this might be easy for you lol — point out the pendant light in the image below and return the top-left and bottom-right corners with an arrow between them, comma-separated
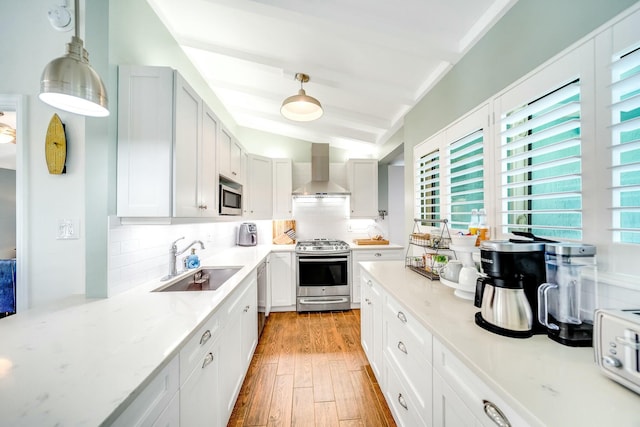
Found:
39,0 -> 109,117
280,73 -> 323,121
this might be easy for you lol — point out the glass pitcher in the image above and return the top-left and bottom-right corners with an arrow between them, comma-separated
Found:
538,243 -> 597,346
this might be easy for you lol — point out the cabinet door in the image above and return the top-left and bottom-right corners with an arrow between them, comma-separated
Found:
218,128 -> 233,180
360,272 -> 384,381
116,65 -> 173,217
273,158 -> 293,218
199,104 -> 218,217
360,274 -> 373,359
352,249 -> 404,303
269,252 -> 295,308
348,159 -> 378,218
180,342 -> 221,427
173,73 -> 202,217
241,274 -> 258,368
433,371 -> 477,427
230,138 -> 243,182
245,154 -> 273,219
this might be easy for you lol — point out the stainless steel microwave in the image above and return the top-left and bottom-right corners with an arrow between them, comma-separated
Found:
219,183 -> 242,215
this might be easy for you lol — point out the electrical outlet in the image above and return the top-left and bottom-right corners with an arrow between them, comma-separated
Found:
56,218 -> 79,240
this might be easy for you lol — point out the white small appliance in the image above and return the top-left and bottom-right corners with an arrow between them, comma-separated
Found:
237,223 -> 257,246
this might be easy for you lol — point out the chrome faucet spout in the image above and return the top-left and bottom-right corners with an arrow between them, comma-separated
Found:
162,238 -> 206,281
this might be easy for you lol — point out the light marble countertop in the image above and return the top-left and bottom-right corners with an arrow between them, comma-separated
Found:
360,260 -> 640,427
0,245 -> 272,427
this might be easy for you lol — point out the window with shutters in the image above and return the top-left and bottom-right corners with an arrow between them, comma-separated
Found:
499,79 -> 582,240
416,149 -> 440,222
610,46 -> 640,244
447,130 -> 484,231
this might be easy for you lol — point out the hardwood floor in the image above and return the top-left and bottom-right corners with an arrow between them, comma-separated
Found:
227,310 -> 397,427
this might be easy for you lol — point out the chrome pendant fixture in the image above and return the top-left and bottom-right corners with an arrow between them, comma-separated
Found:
39,0 -> 109,117
280,73 -> 323,122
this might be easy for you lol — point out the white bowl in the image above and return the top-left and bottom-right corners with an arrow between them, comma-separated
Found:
450,234 -> 478,247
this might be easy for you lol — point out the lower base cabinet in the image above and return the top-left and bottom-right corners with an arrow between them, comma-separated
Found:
109,269 -> 259,427
362,271 -> 529,427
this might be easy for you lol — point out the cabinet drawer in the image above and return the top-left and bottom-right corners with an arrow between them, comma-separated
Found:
433,339 -> 530,427
353,248 -> 404,262
384,354 -> 430,427
110,355 -> 179,427
179,310 -> 222,385
384,294 -> 432,364
384,317 -> 432,411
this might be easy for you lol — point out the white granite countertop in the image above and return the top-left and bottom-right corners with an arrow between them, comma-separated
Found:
0,245 -> 271,427
360,260 -> 640,427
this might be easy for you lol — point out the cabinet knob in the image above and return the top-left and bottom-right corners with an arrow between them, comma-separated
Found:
202,352 -> 214,369
482,400 -> 511,427
367,280 -> 373,287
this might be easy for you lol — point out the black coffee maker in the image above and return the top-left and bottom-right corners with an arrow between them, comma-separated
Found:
474,239 -> 547,338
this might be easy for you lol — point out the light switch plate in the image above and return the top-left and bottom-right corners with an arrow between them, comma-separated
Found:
57,218 -> 79,240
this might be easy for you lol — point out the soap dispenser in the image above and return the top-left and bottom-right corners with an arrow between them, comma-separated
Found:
186,248 -> 200,269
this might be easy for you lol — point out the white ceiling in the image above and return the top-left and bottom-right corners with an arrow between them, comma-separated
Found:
146,0 -> 517,153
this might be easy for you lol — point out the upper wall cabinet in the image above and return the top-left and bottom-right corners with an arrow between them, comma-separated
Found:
117,65 -> 218,218
347,159 -> 379,218
218,128 -> 244,185
272,159 -> 293,219
244,154 -> 273,219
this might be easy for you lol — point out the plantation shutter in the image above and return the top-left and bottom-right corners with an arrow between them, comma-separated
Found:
499,79 -> 583,240
447,130 -> 484,231
416,149 -> 440,222
610,46 -> 640,244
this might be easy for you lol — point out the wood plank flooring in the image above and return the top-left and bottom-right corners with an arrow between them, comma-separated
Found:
227,310 -> 396,427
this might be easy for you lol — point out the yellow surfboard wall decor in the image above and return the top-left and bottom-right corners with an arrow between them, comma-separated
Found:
45,113 -> 67,174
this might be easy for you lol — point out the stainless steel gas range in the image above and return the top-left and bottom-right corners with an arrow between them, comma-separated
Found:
295,239 -> 351,312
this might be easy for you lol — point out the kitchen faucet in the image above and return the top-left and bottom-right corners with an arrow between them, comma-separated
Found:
161,237 -> 205,281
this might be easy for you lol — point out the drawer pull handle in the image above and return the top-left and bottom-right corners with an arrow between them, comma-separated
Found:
200,330 -> 211,345
398,393 -> 408,410
202,352 -> 214,369
397,341 -> 408,354
483,400 -> 511,427
397,311 -> 407,323
244,305 -> 250,312
375,252 -> 382,257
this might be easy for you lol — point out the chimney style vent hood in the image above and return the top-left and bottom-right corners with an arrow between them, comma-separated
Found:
293,143 -> 350,197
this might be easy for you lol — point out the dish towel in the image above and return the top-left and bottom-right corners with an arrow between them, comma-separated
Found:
0,259 -> 17,316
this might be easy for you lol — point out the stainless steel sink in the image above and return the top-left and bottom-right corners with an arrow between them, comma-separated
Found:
153,267 -> 242,292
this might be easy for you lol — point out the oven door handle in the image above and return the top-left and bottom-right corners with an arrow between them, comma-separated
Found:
298,297 -> 350,304
298,257 -> 347,263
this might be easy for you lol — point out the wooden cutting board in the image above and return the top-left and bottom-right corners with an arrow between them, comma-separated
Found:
353,239 -> 390,245
272,219 -> 296,244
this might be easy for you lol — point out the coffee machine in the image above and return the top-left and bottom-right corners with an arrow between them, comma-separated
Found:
474,240 -> 547,338
538,243 -> 597,346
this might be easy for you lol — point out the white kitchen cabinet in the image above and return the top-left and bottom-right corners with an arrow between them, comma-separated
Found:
173,75 -> 218,218
244,154 -> 273,219
117,65 -> 217,218
272,158 -> 293,218
351,248 -> 404,304
432,338 -> 529,427
109,355 -> 180,427
269,251 -> 295,309
218,128 -> 244,184
360,270 -> 384,381
179,304 -> 224,426
347,159 -> 378,218
117,65 -> 174,217
383,293 -> 433,426
219,271 -> 258,423
180,341 -> 221,427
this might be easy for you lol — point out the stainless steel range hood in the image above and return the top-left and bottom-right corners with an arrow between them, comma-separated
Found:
293,143 -> 349,197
